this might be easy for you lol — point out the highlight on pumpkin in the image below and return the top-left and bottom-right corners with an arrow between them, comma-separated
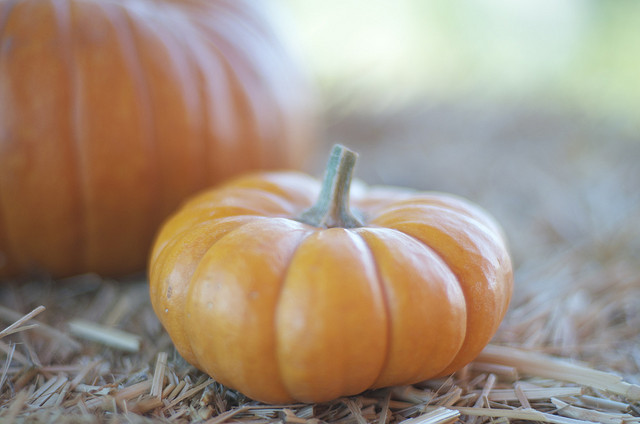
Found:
148,143 -> 513,404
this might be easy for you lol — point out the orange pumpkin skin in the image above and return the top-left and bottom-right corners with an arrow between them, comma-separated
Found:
148,148 -> 513,404
0,0 -> 314,278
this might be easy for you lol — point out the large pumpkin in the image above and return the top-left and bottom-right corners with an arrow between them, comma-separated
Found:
149,144 -> 513,404
0,0 -> 314,278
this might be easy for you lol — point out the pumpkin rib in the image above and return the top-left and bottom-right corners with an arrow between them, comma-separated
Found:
183,187 -> 300,217
101,1 -> 164,261
70,0 -> 150,273
372,203 -> 508,270
177,16 -> 228,182
150,215 -> 262,293
140,6 -> 212,189
151,215 -> 262,368
370,205 -> 512,376
152,7 -> 215,183
355,227 -> 468,386
275,228 -> 388,402
260,223 -> 316,403
149,183 -> 306,276
149,177 -> 307,257
350,229 -> 393,390
74,0 -> 148,272
125,6 -> 209,211
375,193 -> 506,240
170,8 -> 212,190
194,3 -> 295,170
188,6 -> 260,178
193,9 -> 266,169
201,27 -> 265,173
149,207 -> 279,265
221,172 -> 320,211
185,218 -> 311,403
0,0 -> 19,276
62,0 -> 91,272
72,1 -> 196,273
3,0 -> 89,276
118,3 -> 164,234
239,1 -> 311,166
151,210 -> 270,262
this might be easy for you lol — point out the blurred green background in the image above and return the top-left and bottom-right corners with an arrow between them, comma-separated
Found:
280,0 -> 640,126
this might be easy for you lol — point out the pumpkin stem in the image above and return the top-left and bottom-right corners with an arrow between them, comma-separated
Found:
297,144 -> 363,229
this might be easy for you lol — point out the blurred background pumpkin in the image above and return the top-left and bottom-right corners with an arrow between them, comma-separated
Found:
0,0 -> 316,278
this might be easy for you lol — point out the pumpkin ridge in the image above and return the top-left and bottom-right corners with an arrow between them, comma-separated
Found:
116,4 -> 164,239
63,0 -> 91,272
149,183 -> 297,261
153,214 -> 266,273
270,223 -> 315,403
366,211 -> 469,316
0,0 -> 19,276
367,210 -> 470,355
355,226 -> 468,386
91,1 -> 165,269
197,1 -> 306,169
379,228 -> 467,376
378,197 -> 506,245
160,11 -> 212,186
136,6 -> 212,197
169,12 -> 219,182
274,228 -> 389,402
152,214 -> 266,284
371,203 -> 507,264
370,206 -> 511,374
169,215 -> 263,370
350,229 -> 393,391
189,12 -> 251,178
222,171 -> 320,212
203,32 -> 264,171
184,188 -> 301,218
184,217 -> 311,402
152,213 -> 263,259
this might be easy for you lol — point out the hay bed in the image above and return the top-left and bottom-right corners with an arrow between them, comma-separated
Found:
2,103 -> 640,423
1,269 -> 639,424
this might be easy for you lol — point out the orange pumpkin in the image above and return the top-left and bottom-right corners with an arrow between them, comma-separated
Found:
0,0 -> 314,278
149,144 -> 513,404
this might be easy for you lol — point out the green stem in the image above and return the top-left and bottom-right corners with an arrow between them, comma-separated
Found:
297,144 -> 363,229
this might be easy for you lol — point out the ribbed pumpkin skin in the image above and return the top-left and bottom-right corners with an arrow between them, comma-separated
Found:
148,171 -> 513,404
0,0 -> 313,278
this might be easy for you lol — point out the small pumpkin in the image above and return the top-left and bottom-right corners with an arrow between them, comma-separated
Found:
0,0 -> 313,278
149,144 -> 513,404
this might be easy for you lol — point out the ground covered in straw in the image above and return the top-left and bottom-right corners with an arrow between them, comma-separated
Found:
1,102 -> 640,423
